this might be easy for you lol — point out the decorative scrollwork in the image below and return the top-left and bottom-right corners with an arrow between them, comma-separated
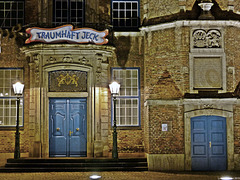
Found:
57,73 -> 79,87
193,29 -> 221,48
203,104 -> 214,109
49,70 -> 87,92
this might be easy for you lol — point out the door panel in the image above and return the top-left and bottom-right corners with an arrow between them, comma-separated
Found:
69,99 -> 87,156
209,116 -> 227,171
191,116 -> 208,170
49,98 -> 87,157
191,116 -> 227,171
49,99 -> 67,156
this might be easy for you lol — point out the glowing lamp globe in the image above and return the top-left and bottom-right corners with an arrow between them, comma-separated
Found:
13,82 -> 24,96
109,81 -> 120,95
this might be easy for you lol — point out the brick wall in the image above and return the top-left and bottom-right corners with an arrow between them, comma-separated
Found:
234,105 -> 240,154
225,27 -> 240,91
225,27 -> 240,156
144,105 -> 150,153
143,27 -> 188,154
108,34 -> 145,154
144,27 -> 190,100
0,35 -> 30,160
147,104 -> 184,154
145,0 -> 179,19
108,130 -> 144,153
25,0 -> 38,25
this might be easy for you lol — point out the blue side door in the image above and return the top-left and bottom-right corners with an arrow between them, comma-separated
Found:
49,98 -> 87,157
191,116 -> 227,171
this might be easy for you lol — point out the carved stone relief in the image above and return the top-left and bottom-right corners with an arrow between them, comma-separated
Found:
46,56 -> 56,64
33,53 -> 40,83
62,54 -> 73,63
96,73 -> 102,84
49,70 -> 87,92
192,29 -> 222,48
78,56 -> 91,65
95,53 -> 103,73
203,104 -> 214,109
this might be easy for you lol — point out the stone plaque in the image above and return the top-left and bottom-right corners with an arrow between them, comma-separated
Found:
193,57 -> 222,89
192,29 -> 222,49
49,70 -> 87,92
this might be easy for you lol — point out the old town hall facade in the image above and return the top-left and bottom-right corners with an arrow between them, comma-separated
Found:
1,0 -> 240,171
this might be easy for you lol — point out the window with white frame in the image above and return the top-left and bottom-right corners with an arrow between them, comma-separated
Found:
112,0 -> 139,29
0,69 -> 23,127
53,0 -> 84,27
0,1 -> 24,28
112,68 -> 140,126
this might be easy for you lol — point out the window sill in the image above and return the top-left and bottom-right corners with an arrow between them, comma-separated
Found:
112,126 -> 142,130
113,27 -> 140,32
0,126 -> 24,131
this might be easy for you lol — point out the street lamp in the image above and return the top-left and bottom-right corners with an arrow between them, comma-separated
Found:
109,81 -> 120,159
13,81 -> 24,159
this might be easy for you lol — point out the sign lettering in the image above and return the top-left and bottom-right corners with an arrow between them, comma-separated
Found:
25,25 -> 108,45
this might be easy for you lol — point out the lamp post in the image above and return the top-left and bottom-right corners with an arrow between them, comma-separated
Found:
13,81 -> 24,159
109,81 -> 120,159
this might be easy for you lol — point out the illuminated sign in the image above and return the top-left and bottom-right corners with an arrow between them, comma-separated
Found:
25,25 -> 108,45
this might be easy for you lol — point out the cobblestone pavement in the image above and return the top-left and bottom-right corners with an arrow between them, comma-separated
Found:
0,171 -> 240,180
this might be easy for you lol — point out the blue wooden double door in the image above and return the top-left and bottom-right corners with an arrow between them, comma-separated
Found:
191,116 -> 227,171
49,98 -> 87,157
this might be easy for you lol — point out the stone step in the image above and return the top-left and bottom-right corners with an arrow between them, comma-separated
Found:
1,158 -> 148,172
7,158 -> 147,163
0,166 -> 148,172
5,162 -> 148,168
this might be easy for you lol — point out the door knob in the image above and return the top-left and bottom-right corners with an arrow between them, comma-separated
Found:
69,130 -> 73,136
76,128 -> 79,131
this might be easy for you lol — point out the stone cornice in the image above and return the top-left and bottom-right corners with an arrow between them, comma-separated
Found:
21,44 -> 115,54
114,32 -> 143,37
144,98 -> 238,106
144,99 -> 183,106
183,98 -> 238,105
141,20 -> 240,32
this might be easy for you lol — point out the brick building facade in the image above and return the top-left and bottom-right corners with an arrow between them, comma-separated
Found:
1,0 -> 240,171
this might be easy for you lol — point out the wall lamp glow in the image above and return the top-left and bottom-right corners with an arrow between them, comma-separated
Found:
89,175 -> 101,180
219,177 -> 233,180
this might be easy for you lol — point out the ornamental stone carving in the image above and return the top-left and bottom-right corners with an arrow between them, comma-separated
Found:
193,29 -> 222,48
62,54 -> 73,63
203,104 -> 214,109
57,73 -> 79,87
78,56 -> 90,65
33,53 -> 40,83
46,56 -> 56,64
96,73 -> 102,84
95,53 -> 103,73
49,70 -> 87,92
